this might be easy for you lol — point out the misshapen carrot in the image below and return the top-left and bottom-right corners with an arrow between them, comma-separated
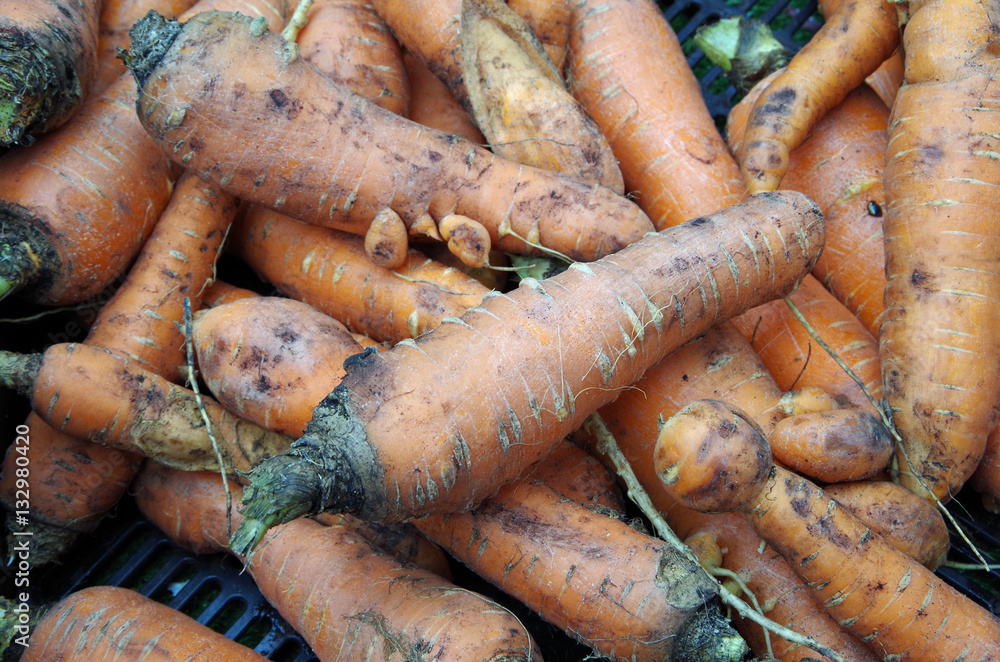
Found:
737,0 -> 900,193
230,190 -> 824,552
230,205 -> 491,343
567,0 -> 745,230
135,462 -> 543,662
880,0 -> 1000,503
124,10 -> 653,263
193,296 -> 364,437
728,78 -> 890,338
22,585 -> 268,662
0,0 -> 102,147
655,398 -> 1000,661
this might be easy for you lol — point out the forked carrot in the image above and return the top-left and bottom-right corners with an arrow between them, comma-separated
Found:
134,462 -> 543,662
229,190 -> 824,552
566,0 -> 745,230
737,0 -> 900,193
123,9 -> 654,263
0,0 -> 103,147
22,585 -> 268,661
655,398 -> 1000,661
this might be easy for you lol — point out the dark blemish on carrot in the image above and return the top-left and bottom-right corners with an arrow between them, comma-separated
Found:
202,75 -> 218,95
267,89 -> 302,120
687,216 -> 711,227
790,495 -> 809,518
673,257 -> 690,271
428,151 -> 443,162
269,89 -> 289,108
56,3 -> 73,19
232,81 -> 247,100
254,373 -> 273,393
909,269 -> 931,287
867,201 -> 882,217
681,374 -> 689,382
718,419 -> 737,439
274,324 -> 299,344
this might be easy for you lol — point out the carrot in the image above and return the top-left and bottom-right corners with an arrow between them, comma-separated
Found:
94,0 -> 199,93
193,296 -> 364,437
459,0 -> 624,191
198,279 -> 260,308
0,171 -> 238,566
737,0 -> 900,193
766,409 -> 894,483
403,51 -> 486,143
134,462 -> 543,662
823,480 -> 950,570
506,0 -> 570,71
730,273 -> 883,413
589,324 -> 879,662
655,398 -> 1000,661
880,0 -> 1000,503
293,0 -> 409,115
122,10 -> 653,264
414,442 -> 747,662
728,78 -> 890,338
0,342 -> 292,474
230,205 -> 492,343
229,189 -> 824,552
566,0 -> 745,231
0,0 -> 102,147
21,585 -> 268,661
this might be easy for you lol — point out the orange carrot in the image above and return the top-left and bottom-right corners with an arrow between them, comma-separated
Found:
198,279 -> 260,308
134,462 -> 543,662
229,189 -> 824,552
880,0 -> 1000,503
506,0 -> 570,71
0,342 -> 292,474
230,205 -> 491,343
22,585 -> 268,661
403,51 -> 486,143
737,0 -> 900,193
193,296 -> 364,436
566,0 -> 745,230
731,274 -> 883,413
0,0 -> 103,147
415,442 -> 747,662
655,398 -> 1000,661
823,480 -> 950,570
123,9 -> 654,263
728,79 -> 890,338
293,0 -> 409,115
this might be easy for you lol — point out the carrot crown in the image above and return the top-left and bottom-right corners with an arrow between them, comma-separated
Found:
120,11 -> 184,89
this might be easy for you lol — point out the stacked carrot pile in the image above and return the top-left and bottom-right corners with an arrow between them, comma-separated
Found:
1,0 -> 1000,660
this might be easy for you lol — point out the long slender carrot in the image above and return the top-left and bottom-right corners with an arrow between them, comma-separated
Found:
122,9 -> 653,263
229,189 -> 824,553
134,462 -> 543,662
655,398 -> 1000,661
728,79 -> 890,338
193,296 -> 364,436
22,585 -> 269,661
566,0 -> 745,231
0,342 -> 293,474
0,172 -> 238,567
737,0 -> 900,193
880,0 -> 1000,503
293,0 -> 409,115
0,0 -> 103,147
414,443 -> 747,662
230,205 -> 492,343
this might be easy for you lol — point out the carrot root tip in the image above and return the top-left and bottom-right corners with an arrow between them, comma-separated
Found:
671,603 -> 749,662
0,349 -> 41,398
121,11 -> 183,90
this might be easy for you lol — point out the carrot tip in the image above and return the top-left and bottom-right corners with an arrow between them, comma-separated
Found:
0,349 -> 40,398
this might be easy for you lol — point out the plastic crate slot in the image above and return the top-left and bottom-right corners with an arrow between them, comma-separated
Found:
147,559 -> 199,604
267,638 -> 308,662
173,577 -> 222,620
206,595 -> 250,636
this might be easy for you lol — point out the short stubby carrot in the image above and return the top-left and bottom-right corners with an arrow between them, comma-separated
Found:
881,0 -> 1000,502
655,398 -> 1000,661
123,9 -> 653,263
567,0 -> 746,230
229,190 -> 825,553
737,0 -> 900,193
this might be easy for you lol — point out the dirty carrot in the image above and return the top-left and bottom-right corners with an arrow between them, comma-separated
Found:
193,296 -> 364,437
134,462 -> 543,662
0,0 -> 102,147
229,189 -> 824,553
730,273 -> 883,413
880,0 -> 1000,503
506,0 -> 570,71
737,0 -> 900,193
728,79 -> 890,338
123,9 -> 653,263
415,442 -> 747,662
21,585 -> 268,661
823,479 -> 950,570
0,342 -> 292,474
230,205 -> 491,343
404,51 -> 486,143
655,398 -> 1000,661
567,0 -> 745,230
